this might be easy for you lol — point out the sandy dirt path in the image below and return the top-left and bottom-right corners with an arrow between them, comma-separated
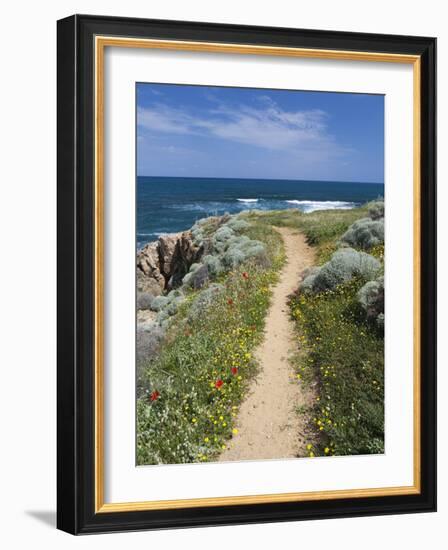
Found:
219,227 -> 315,462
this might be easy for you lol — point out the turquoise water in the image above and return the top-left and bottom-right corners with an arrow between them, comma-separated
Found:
137,176 -> 384,248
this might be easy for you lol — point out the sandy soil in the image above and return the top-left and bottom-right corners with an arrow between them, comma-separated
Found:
219,227 -> 316,462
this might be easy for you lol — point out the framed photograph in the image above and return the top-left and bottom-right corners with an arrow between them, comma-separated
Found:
57,14 -> 436,534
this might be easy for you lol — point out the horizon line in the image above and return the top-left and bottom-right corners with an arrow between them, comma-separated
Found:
137,175 -> 384,185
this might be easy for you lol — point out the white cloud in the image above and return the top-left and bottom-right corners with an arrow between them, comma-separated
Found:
137,99 -> 349,157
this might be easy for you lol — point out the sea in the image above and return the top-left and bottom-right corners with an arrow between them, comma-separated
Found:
137,176 -> 384,248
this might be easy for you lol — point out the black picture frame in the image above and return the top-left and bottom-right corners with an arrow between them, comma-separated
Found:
57,14 -> 436,535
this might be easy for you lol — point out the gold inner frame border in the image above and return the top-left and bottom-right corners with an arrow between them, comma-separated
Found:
94,36 -> 421,513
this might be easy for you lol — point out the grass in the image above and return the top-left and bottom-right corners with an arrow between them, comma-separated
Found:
136,220 -> 284,465
290,280 -> 384,457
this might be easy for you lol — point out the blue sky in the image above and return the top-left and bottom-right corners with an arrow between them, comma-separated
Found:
137,83 -> 384,183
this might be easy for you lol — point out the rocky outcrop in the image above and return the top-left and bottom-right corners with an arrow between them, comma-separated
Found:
137,230 -> 203,295
137,241 -> 165,295
167,232 -> 204,289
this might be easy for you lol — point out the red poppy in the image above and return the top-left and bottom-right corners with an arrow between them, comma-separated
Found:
231,367 -> 238,376
215,379 -> 224,389
242,272 -> 249,279
227,298 -> 234,305
150,390 -> 160,402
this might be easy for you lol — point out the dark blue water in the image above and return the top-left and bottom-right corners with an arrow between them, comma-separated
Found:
137,177 -> 384,248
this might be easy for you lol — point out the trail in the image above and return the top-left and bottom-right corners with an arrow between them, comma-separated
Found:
219,227 -> 315,462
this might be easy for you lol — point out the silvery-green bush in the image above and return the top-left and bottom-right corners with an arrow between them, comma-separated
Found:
150,295 -> 170,312
340,217 -> 384,250
300,267 -> 321,293
214,225 -> 234,242
136,322 -> 166,395
165,297 -> 183,316
190,264 -> 210,289
220,235 -> 269,269
212,226 -> 235,254
301,248 -> 382,293
226,235 -> 251,249
240,242 -> 270,267
188,283 -> 224,322
202,255 -> 224,278
175,262 -> 201,289
222,247 -> 246,268
137,292 -> 154,311
150,289 -> 185,313
358,277 -> 384,330
368,200 -> 385,221
166,289 -> 185,312
191,222 -> 205,246
357,276 -> 384,323
156,310 -> 170,325
182,264 -> 210,289
225,218 -> 250,232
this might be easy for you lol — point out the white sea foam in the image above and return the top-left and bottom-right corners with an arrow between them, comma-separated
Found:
285,200 -> 356,213
237,198 -> 259,203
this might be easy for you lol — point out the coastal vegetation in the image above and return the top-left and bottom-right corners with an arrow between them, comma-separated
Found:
137,215 -> 285,464
136,200 -> 385,464
251,201 -> 385,457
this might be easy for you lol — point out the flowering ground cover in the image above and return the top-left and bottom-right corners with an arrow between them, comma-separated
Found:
137,222 -> 285,464
290,279 -> 384,457
247,205 -> 385,457
137,204 -> 384,464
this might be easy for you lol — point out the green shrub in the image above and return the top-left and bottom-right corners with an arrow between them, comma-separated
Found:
165,296 -> 183,316
226,235 -> 251,250
340,217 -> 384,250
137,292 -> 154,311
222,248 -> 246,268
182,265 -> 210,289
368,200 -> 385,220
188,283 -> 224,322
190,264 -> 210,289
213,225 -> 234,243
150,295 -> 169,312
136,323 -> 166,395
225,218 -> 250,231
202,255 -> 224,278
301,248 -> 381,293
300,267 -> 321,293
357,277 -> 384,322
